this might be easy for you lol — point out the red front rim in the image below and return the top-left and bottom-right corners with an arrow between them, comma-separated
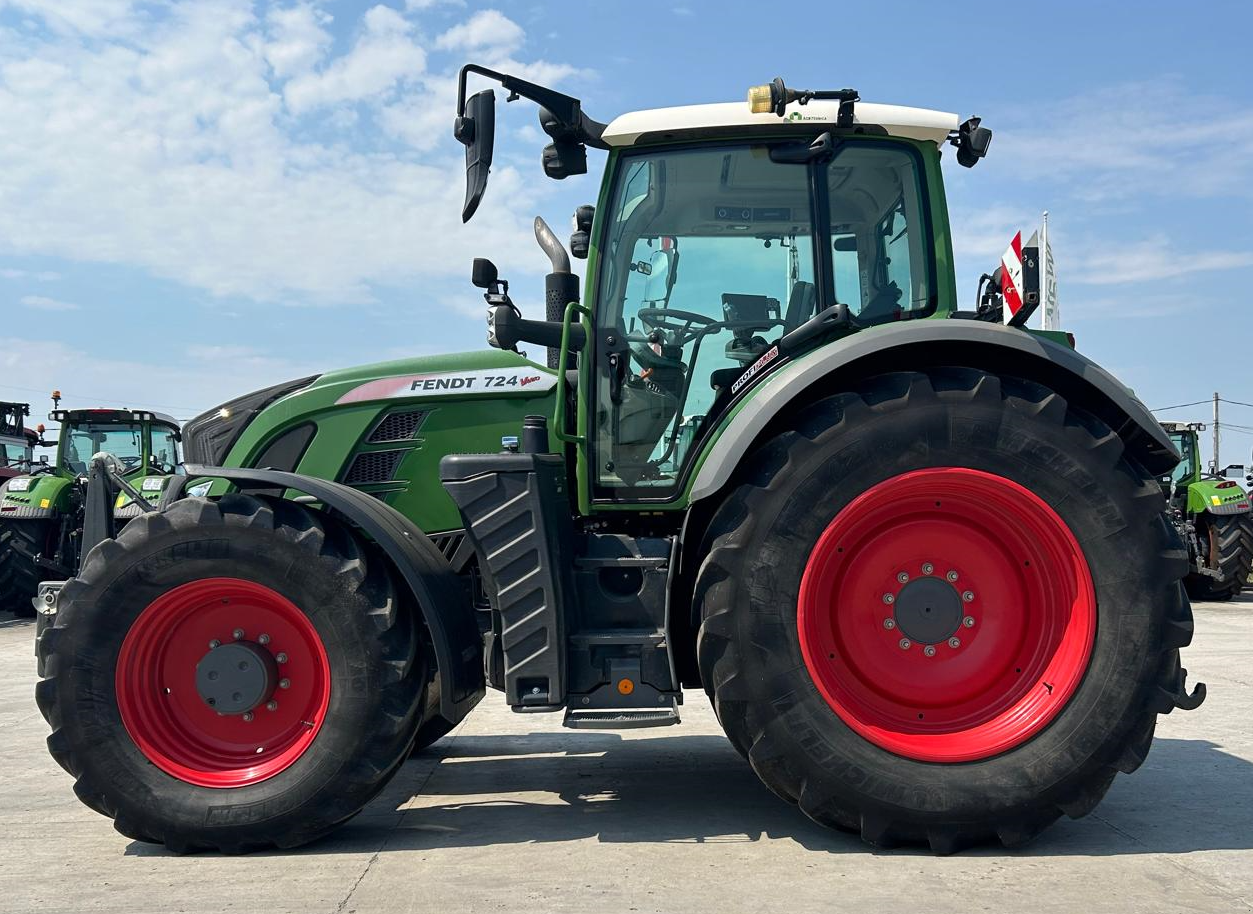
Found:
798,468 -> 1096,763
115,578 -> 331,788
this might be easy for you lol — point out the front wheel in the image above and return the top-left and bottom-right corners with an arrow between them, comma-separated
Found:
0,519 -> 56,617
695,368 -> 1198,852
1185,513 -> 1253,602
36,494 -> 425,853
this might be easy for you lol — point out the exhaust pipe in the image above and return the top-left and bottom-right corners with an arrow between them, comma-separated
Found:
534,217 -> 579,370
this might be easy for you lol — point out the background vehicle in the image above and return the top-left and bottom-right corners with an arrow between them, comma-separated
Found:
0,402 -> 37,482
1160,421 -> 1253,601
37,68 -> 1202,856
0,405 -> 181,615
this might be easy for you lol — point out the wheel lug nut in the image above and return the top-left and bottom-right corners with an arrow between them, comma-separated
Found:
962,591 -> 974,603
208,639 -> 220,649
258,633 -> 270,645
921,562 -> 934,575
276,653 -> 288,664
946,570 -> 958,582
963,615 -> 975,628
883,618 -> 896,630
242,711 -> 254,722
266,700 -> 278,712
898,638 -> 911,650
882,593 -> 895,605
923,645 -> 936,657
896,571 -> 909,583
232,628 -> 244,640
948,637 -> 961,649
279,678 -> 291,689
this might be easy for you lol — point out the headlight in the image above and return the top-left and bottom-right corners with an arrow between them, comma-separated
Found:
6,477 -> 31,492
141,477 -> 166,492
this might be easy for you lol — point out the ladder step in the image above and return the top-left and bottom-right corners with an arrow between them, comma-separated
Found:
563,708 -> 681,730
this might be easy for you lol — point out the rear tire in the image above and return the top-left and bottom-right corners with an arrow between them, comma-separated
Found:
36,494 -> 425,853
695,368 -> 1196,852
1185,513 -> 1253,602
0,520 -> 54,617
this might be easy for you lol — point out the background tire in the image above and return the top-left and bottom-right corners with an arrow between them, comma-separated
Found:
695,368 -> 1196,853
36,494 -> 425,853
1185,513 -> 1253,602
0,520 -> 54,617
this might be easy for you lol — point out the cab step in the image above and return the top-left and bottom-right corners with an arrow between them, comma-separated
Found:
563,704 -> 681,730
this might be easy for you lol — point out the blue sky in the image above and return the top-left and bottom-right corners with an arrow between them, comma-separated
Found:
1,0 -> 1251,465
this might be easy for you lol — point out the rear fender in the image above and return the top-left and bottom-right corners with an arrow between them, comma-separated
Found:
179,465 -> 485,725
689,321 -> 1179,503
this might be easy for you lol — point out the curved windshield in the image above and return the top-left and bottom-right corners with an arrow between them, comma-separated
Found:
593,140 -> 932,494
63,424 -> 144,475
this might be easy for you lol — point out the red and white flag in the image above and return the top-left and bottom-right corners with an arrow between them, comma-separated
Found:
1000,231 -> 1024,323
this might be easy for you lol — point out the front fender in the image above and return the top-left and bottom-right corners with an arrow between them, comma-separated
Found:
180,465 -> 485,725
688,321 -> 1178,502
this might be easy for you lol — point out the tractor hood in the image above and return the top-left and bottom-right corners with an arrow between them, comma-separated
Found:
1186,478 -> 1251,516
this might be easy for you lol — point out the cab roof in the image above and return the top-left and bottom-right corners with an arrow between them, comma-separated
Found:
60,408 -> 180,430
601,99 -> 959,147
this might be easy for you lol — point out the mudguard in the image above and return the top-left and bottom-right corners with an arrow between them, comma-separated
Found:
181,464 -> 485,724
689,320 -> 1179,501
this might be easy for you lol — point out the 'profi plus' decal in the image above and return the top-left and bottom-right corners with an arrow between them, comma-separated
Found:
336,368 -> 557,404
730,345 -> 779,395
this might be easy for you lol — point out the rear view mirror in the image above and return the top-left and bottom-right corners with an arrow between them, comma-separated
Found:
471,258 -> 499,290
643,249 -> 675,303
455,89 -> 496,222
954,116 -> 992,168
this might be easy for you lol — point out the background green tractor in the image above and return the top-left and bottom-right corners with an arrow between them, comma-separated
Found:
1159,421 -> 1253,601
36,67 -> 1202,856
0,401 -> 182,616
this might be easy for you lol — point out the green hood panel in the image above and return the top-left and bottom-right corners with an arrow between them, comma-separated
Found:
0,473 -> 74,517
219,350 -> 560,534
1186,479 -> 1251,515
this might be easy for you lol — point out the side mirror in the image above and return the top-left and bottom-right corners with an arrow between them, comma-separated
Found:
642,249 -> 675,303
455,89 -> 496,222
570,205 -> 594,259
471,258 -> 499,290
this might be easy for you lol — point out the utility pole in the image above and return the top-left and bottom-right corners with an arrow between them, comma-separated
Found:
1213,392 -> 1220,474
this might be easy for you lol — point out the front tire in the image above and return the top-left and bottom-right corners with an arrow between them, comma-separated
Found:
695,368 -> 1196,852
0,519 -> 55,617
1186,513 -> 1253,602
36,494 -> 425,853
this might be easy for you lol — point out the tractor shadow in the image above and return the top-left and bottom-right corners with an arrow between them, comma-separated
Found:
126,732 -> 1253,858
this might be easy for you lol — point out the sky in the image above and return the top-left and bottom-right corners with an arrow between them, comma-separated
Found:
1,0 -> 1251,467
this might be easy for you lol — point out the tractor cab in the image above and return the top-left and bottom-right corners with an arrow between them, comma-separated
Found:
50,408 -> 182,478
0,402 -> 37,480
456,65 -> 990,498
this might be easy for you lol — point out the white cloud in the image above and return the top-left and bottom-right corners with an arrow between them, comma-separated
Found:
1,268 -> 60,281
20,294 -> 79,311
0,1 -> 581,305
1070,235 -> 1253,286
260,3 -> 332,79
435,10 -> 524,55
283,5 -> 425,114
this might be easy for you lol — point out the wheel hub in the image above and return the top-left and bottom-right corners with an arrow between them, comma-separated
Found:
892,576 -> 963,644
195,641 -> 279,715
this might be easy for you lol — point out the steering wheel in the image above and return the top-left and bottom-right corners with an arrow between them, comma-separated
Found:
637,307 -> 718,346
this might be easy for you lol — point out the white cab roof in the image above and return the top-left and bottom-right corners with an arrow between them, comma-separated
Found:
602,99 -> 959,147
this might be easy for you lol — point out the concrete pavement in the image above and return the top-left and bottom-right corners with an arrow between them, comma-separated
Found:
1,595 -> 1251,914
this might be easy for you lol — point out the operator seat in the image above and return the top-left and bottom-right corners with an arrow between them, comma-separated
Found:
708,280 -> 818,393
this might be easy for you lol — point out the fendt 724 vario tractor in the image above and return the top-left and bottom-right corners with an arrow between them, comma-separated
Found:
37,67 -> 1204,855
0,401 -> 182,615
1159,421 -> 1253,601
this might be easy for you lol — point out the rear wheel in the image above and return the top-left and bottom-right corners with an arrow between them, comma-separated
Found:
695,368 -> 1197,852
0,519 -> 55,617
36,494 -> 425,852
1186,513 -> 1253,602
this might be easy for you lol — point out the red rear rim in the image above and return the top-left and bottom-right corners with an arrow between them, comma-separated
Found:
798,468 -> 1096,763
115,578 -> 330,788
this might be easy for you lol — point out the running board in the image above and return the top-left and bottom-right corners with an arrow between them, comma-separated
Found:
564,703 -> 681,730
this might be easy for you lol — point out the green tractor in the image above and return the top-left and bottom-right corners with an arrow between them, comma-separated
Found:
0,400 -> 182,616
36,67 -> 1203,855
1159,421 -> 1253,601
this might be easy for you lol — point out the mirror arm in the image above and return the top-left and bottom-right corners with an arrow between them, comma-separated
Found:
457,63 -> 609,149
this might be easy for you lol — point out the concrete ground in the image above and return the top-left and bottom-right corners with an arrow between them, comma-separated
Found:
0,596 -> 1250,914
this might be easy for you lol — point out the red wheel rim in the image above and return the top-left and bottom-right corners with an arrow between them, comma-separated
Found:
798,468 -> 1096,762
115,578 -> 330,788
